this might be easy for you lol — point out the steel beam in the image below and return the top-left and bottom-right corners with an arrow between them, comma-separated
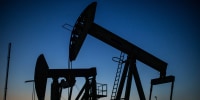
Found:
89,23 -> 167,77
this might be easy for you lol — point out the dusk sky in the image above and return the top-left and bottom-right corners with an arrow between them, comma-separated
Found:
0,0 -> 200,100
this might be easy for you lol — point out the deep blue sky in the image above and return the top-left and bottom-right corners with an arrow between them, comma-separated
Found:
0,0 -> 199,100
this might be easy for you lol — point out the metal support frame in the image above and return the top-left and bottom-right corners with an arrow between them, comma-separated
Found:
76,76 -> 97,100
149,76 -> 175,100
116,57 -> 130,99
91,76 -> 97,100
131,58 -> 145,100
97,83 -> 107,98
124,63 -> 133,99
68,87 -> 73,100
51,78 -> 61,100
116,56 -> 146,100
4,43 -> 11,100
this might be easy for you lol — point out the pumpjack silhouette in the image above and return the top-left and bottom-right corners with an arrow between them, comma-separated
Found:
34,2 -> 175,100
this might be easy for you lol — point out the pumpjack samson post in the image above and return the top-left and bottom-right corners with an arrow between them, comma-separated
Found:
69,2 -> 175,100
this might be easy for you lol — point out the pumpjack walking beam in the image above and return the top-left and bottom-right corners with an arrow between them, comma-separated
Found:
88,23 -> 167,78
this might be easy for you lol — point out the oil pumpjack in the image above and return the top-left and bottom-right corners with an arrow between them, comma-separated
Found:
34,2 -> 175,100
